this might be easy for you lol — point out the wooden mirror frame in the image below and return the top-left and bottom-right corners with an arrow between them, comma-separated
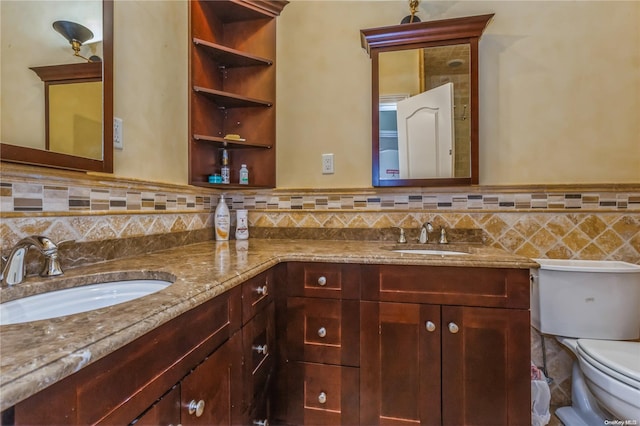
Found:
0,0 -> 113,173
361,14 -> 494,187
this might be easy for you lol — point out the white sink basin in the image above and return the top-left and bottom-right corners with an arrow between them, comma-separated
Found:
0,279 -> 172,325
392,249 -> 469,256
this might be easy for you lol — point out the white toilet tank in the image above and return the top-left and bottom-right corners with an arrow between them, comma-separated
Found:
531,259 -> 640,340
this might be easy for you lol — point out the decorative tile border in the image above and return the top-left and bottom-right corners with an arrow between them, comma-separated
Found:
2,179 -> 640,213
1,182 -> 214,213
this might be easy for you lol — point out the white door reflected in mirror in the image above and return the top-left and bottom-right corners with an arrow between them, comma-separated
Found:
396,82 -> 454,179
379,82 -> 455,180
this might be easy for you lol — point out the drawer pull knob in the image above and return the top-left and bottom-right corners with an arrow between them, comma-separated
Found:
253,420 -> 269,426
318,391 -> 327,404
253,344 -> 268,355
188,399 -> 205,417
256,285 -> 268,296
318,327 -> 327,338
448,322 -> 459,334
317,276 -> 327,286
425,321 -> 436,332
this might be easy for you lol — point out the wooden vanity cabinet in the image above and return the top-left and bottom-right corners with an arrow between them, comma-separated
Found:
189,0 -> 287,188
278,262 -> 361,425
136,333 -> 244,426
12,285 -> 242,425
136,268 -> 277,426
360,265 -> 531,426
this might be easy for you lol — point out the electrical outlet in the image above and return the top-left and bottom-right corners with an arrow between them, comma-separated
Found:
322,153 -> 334,174
113,117 -> 123,150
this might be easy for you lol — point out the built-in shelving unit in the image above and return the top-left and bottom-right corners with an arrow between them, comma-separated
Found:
189,0 -> 288,188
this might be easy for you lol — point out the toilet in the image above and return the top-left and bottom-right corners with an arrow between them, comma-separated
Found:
530,259 -> 640,425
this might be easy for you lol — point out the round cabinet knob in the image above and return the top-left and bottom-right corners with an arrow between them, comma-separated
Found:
318,327 -> 327,338
253,344 -> 268,355
448,322 -> 460,334
253,420 -> 269,426
256,285 -> 268,296
188,399 -> 205,417
425,321 -> 436,332
317,276 -> 327,286
318,391 -> 327,404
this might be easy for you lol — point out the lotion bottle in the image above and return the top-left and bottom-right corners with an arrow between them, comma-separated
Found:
214,194 -> 230,241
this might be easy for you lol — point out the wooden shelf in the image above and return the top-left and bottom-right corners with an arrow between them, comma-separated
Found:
193,134 -> 272,149
193,38 -> 272,67
194,86 -> 272,109
189,0 -> 286,189
191,181 -> 272,190
204,0 -> 288,22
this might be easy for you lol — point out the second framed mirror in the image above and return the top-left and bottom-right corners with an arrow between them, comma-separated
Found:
361,14 -> 494,187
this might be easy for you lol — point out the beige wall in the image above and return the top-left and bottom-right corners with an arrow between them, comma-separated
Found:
111,0 -> 188,184
3,1 -> 638,188
0,0 -> 102,149
276,0 -> 640,188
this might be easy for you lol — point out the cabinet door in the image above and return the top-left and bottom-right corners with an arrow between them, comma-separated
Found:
133,384 -> 181,426
360,301 -> 442,425
181,333 -> 243,425
441,306 -> 530,426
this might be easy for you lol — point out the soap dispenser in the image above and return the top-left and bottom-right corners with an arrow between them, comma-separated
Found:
214,194 -> 230,241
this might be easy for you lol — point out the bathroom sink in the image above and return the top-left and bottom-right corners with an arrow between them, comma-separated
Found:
0,279 -> 172,326
392,249 -> 469,256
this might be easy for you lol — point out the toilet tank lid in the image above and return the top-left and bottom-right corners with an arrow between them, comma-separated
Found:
534,259 -> 640,273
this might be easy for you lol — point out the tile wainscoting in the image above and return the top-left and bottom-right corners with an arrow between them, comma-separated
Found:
2,164 -> 639,406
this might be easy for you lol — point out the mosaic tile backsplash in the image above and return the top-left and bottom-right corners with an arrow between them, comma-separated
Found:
2,180 -> 640,213
1,165 -> 640,406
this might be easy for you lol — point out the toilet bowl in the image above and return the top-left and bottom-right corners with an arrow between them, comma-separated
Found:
557,337 -> 640,424
530,259 -> 640,426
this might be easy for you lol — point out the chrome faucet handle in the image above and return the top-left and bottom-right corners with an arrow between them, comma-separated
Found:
439,227 -> 449,244
38,237 -> 72,277
394,227 -> 407,244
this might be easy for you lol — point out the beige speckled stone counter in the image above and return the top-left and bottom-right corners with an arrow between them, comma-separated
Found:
0,239 -> 537,411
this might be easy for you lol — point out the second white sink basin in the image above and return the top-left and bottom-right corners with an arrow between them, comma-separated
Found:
0,279 -> 172,326
393,249 -> 469,256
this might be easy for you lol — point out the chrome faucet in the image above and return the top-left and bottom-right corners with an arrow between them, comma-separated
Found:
439,227 -> 449,244
419,222 -> 434,244
1,236 -> 64,286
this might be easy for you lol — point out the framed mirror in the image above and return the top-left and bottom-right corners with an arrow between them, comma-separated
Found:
0,0 -> 113,173
361,14 -> 494,187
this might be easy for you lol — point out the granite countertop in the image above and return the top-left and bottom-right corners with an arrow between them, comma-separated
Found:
0,239 -> 537,411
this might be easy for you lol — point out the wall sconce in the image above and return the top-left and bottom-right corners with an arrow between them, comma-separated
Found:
52,20 -> 101,62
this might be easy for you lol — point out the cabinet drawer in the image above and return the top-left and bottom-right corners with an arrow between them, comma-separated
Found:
287,297 -> 359,366
243,301 -> 276,413
287,262 -> 360,299
362,265 -> 530,308
287,362 -> 359,426
242,268 -> 274,324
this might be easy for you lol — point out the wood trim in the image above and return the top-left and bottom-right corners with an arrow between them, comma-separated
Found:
361,14 -> 495,54
30,62 -> 102,83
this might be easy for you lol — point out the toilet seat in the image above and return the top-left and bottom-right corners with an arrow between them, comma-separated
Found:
577,339 -> 640,389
